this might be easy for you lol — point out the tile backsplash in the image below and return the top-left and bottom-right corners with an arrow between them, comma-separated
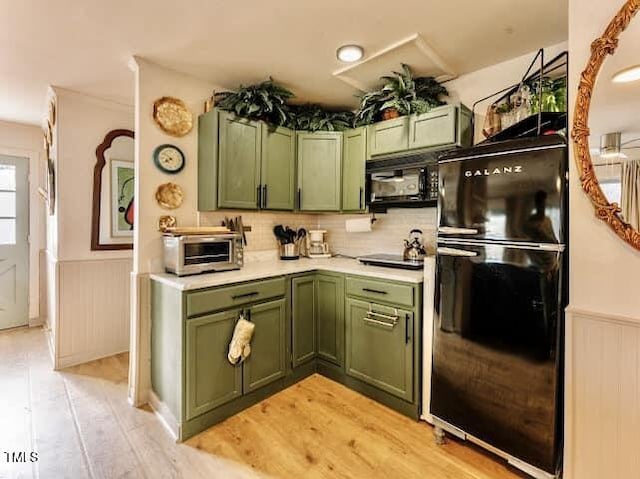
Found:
198,208 -> 437,259
317,208 -> 438,258
198,210 -> 317,252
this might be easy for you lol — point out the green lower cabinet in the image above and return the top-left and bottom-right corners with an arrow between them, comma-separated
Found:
296,132 -> 342,211
243,298 -> 286,392
341,127 -> 367,211
185,309 -> 243,420
316,274 -> 344,366
345,298 -> 414,402
291,275 -> 316,366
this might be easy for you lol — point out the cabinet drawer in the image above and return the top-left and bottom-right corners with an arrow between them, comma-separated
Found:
345,276 -> 415,308
186,277 -> 286,317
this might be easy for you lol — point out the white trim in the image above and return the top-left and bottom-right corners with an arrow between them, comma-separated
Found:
565,305 -> 640,327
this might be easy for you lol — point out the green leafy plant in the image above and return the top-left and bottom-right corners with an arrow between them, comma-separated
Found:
287,104 -> 355,132
214,78 -> 294,126
354,64 -> 448,126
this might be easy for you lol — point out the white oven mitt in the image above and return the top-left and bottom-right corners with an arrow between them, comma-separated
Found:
228,314 -> 255,365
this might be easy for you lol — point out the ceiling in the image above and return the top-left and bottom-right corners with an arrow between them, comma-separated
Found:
1,0 -> 568,126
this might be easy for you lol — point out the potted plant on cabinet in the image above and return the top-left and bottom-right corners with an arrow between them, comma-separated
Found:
286,104 -> 355,132
214,78 -> 295,126
354,64 -> 448,126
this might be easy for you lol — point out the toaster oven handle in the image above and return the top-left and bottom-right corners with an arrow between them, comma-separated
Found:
232,291 -> 259,300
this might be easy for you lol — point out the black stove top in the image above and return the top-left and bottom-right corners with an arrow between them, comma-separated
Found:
357,254 -> 424,270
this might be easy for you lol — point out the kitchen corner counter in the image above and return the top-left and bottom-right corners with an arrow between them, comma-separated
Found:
149,257 -> 425,291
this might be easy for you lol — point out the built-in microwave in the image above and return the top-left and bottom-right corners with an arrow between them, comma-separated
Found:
366,155 -> 439,211
162,233 -> 243,276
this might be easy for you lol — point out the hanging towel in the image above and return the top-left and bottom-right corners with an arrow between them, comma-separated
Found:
228,314 -> 255,365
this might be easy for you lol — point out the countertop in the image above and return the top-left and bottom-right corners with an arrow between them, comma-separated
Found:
149,257 -> 425,291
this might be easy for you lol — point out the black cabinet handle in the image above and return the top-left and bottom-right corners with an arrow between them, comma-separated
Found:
256,185 -> 262,209
362,288 -> 387,295
405,313 -> 411,344
232,291 -> 259,300
297,188 -> 302,209
246,308 -> 251,321
359,187 -> 363,210
262,185 -> 268,209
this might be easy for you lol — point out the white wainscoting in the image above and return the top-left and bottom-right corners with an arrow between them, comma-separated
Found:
54,258 -> 132,369
564,307 -> 640,479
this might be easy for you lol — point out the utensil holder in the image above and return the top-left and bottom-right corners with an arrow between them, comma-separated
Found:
279,243 -> 299,260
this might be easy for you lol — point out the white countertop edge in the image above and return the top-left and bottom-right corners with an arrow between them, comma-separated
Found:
149,257 -> 425,291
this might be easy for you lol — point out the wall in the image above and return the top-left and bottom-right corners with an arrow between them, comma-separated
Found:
446,42 -> 568,144
130,58 -> 224,404
564,1 -> 640,478
0,119 -> 45,322
318,208 -> 437,258
49,88 -> 134,368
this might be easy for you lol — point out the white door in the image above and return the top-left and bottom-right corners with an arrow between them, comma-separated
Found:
0,155 -> 28,330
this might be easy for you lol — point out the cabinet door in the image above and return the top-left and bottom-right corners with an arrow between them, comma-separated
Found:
218,111 -> 262,209
185,310 -> 242,420
291,275 -> 316,366
197,109 -> 219,211
261,125 -> 296,210
368,116 -> 409,157
409,105 -> 457,150
345,298 -> 413,401
316,274 -> 344,366
296,132 -> 342,211
243,298 -> 286,393
341,127 -> 366,211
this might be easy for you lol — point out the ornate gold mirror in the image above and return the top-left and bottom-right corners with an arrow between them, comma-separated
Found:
573,0 -> 640,250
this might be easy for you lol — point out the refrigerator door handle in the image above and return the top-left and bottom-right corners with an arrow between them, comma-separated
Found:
438,227 -> 479,235
437,247 -> 479,257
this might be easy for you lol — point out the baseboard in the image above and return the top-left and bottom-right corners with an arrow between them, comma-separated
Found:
28,316 -> 45,328
57,348 -> 130,370
148,390 -> 179,441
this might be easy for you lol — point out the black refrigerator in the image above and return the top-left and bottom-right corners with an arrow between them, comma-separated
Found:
431,135 -> 567,478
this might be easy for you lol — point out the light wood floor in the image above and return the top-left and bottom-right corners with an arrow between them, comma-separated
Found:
0,326 -> 525,479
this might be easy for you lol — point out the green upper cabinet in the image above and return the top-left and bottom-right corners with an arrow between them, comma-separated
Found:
345,298 -> 413,402
341,127 -> 367,212
316,274 -> 345,367
409,104 -> 472,150
368,105 -> 472,159
296,132 -> 342,211
367,116 -> 410,157
218,111 -> 262,209
198,109 -> 219,211
243,298 -> 286,393
261,125 -> 296,210
291,275 -> 316,367
185,309 -> 243,420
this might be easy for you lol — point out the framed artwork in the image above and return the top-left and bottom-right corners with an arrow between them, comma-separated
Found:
91,129 -> 134,250
110,159 -> 134,237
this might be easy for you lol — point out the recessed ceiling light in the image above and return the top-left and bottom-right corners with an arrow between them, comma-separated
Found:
336,45 -> 364,63
612,65 -> 640,83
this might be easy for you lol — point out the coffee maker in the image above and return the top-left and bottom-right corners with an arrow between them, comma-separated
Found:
306,230 -> 331,259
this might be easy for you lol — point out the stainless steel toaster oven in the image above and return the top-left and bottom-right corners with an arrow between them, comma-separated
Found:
162,233 -> 243,276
